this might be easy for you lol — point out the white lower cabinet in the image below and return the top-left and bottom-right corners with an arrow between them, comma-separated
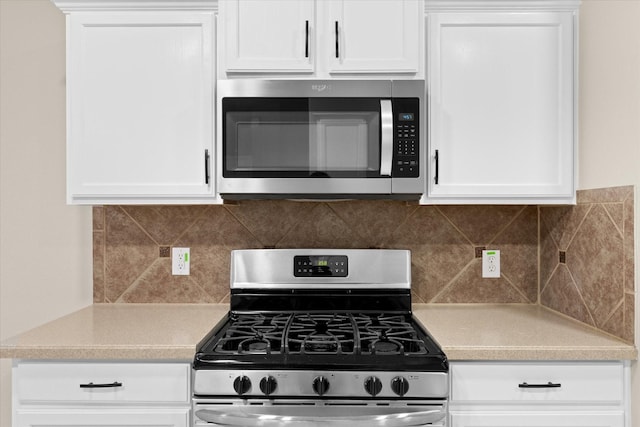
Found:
15,409 -> 190,427
12,361 -> 191,427
450,411 -> 624,427
449,362 -> 629,427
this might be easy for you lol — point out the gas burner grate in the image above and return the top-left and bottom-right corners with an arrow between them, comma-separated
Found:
286,314 -> 355,354
355,314 -> 429,356
208,313 -> 429,356
213,313 -> 289,354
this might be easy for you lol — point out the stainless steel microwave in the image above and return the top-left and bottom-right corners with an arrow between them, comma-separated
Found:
216,80 -> 425,199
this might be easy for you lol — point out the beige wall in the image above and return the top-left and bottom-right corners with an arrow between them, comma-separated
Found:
0,0 -> 639,426
578,1 -> 640,426
0,1 -> 93,425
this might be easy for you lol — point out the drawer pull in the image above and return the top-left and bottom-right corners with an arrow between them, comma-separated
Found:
79,381 -> 123,389
519,382 -> 561,389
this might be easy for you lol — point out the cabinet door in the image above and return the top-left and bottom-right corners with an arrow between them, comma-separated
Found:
15,408 -> 190,427
427,12 -> 575,203
221,0 -> 314,73
67,13 -> 215,204
450,411 -> 624,427
326,0 -> 420,74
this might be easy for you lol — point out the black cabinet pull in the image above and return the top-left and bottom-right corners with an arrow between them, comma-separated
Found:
335,21 -> 339,58
80,381 -> 122,389
305,20 -> 309,58
204,149 -> 210,185
434,150 -> 439,185
518,382 -> 561,388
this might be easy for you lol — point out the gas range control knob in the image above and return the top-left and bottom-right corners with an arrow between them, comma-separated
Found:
391,376 -> 409,397
260,376 -> 278,396
233,375 -> 251,395
364,376 -> 383,397
312,375 -> 330,396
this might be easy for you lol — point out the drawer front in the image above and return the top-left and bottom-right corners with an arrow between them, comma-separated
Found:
15,408 -> 190,427
450,411 -> 624,427
450,362 -> 624,403
15,362 -> 190,404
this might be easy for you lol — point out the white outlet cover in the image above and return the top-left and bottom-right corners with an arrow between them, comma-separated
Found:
172,247 -> 190,276
482,249 -> 500,278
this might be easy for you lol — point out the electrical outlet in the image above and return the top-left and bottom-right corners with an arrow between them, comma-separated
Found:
172,247 -> 190,276
482,250 -> 500,278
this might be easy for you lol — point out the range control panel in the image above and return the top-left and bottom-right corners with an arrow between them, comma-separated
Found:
392,98 -> 419,177
294,255 -> 348,277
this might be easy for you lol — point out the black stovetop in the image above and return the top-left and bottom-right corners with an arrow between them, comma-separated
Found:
194,311 -> 448,372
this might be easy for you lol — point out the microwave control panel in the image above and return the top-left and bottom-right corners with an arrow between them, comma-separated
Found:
392,98 -> 419,177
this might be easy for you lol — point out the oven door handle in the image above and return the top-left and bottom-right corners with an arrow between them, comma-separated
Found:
195,407 -> 446,427
380,99 -> 393,177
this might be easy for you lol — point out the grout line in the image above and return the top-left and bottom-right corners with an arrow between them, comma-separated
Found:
601,203 -> 624,238
564,264 -> 597,327
222,203 -> 268,248
600,297 -> 625,330
433,206 -> 474,247
170,205 -> 214,247
118,206 -> 161,246
539,262 -> 560,297
430,256 -> 475,303
564,204 -> 594,251
273,202 -> 322,249
385,203 -> 420,243
487,205 -> 529,246
501,271 -> 534,303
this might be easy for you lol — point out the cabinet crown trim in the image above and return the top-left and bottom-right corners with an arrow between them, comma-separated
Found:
51,0 -> 217,13
425,0 -> 580,11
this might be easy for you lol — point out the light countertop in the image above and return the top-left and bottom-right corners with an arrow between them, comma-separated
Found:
1,303 -> 636,361
0,304 -> 229,360
412,304 -> 637,360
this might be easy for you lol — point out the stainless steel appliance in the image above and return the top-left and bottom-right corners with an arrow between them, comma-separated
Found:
192,249 -> 449,426
217,80 -> 425,199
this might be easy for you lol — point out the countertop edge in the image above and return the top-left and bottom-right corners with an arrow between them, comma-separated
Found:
443,347 -> 638,361
0,346 -> 197,361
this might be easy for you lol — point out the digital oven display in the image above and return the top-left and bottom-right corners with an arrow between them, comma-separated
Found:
294,255 -> 348,277
399,112 -> 415,121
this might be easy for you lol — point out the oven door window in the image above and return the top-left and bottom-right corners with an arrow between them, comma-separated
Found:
223,98 -> 383,178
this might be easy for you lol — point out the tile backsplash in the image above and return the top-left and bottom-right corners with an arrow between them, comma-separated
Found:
93,186 -> 635,343
540,186 -> 635,343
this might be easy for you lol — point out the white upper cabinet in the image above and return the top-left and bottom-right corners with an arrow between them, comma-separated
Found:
219,0 -> 422,77
325,0 -> 420,74
424,3 -> 578,204
59,2 -> 218,204
222,0 -> 315,73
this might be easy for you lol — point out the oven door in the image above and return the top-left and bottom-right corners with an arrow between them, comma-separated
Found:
216,80 -> 398,198
193,399 -> 447,426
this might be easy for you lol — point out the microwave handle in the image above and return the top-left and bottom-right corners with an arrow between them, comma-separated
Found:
380,100 -> 393,176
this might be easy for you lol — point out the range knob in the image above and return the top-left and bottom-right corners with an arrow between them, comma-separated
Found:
259,376 -> 278,396
391,376 -> 409,397
364,376 -> 383,397
312,375 -> 330,396
233,375 -> 251,395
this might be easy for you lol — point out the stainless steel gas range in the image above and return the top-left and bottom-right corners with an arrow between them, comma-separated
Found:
192,249 -> 449,426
